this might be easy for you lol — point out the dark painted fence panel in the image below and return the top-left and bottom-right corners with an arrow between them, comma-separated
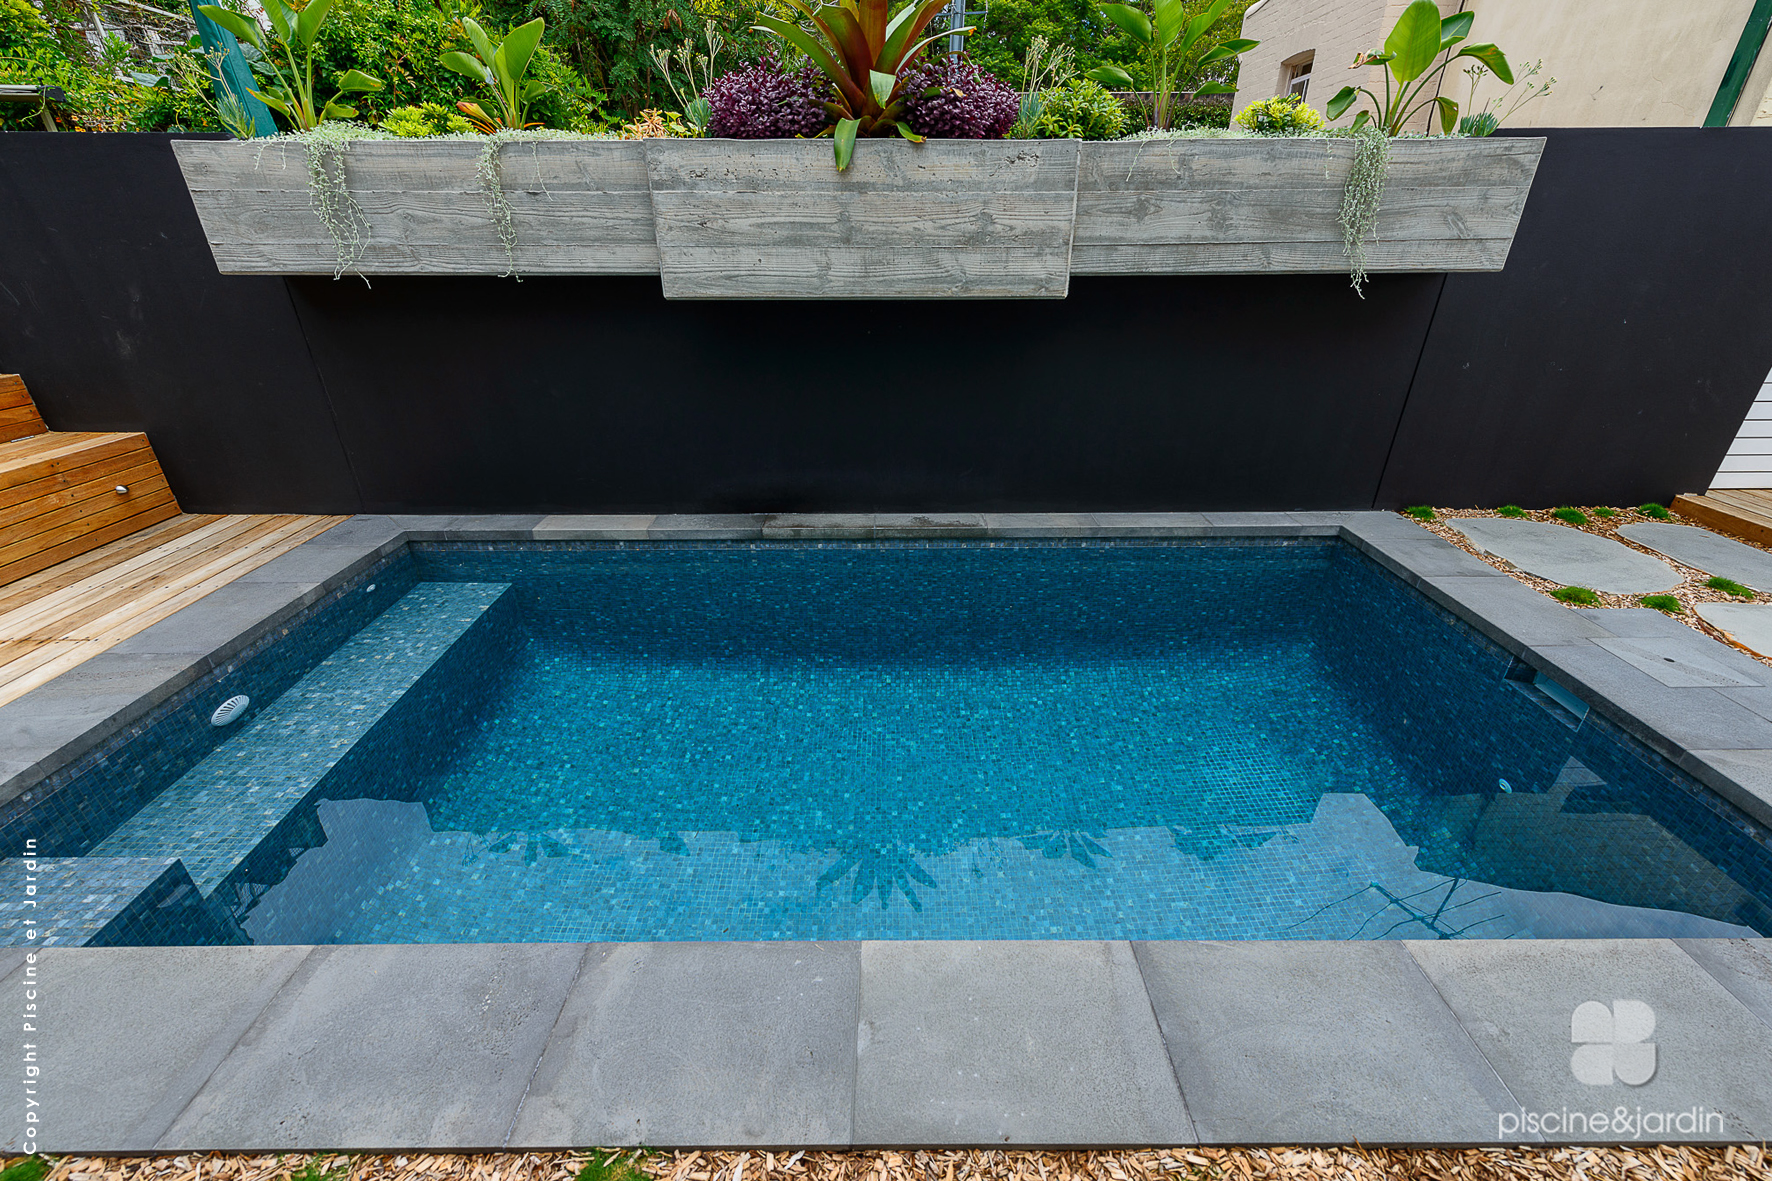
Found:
1376,128 -> 1772,511
1,128 -> 1768,514
287,272 -> 1437,513
0,133 -> 360,514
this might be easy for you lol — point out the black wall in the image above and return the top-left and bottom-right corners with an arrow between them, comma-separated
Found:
2,128 -> 1770,514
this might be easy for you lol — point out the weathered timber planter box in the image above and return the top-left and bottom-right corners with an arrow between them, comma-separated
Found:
172,134 -> 1545,297
173,138 -> 658,276
1071,136 -> 1544,274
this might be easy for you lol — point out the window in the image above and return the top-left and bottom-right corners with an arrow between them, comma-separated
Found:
1283,52 -> 1314,99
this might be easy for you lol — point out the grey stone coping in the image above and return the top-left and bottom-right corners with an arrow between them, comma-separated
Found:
7,513 -> 1772,1149
14,939 -> 1772,1151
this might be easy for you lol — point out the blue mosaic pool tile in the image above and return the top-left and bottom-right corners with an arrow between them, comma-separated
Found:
0,856 -> 241,947
89,582 -> 510,895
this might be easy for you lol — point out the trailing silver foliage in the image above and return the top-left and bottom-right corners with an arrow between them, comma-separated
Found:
1337,125 -> 1391,297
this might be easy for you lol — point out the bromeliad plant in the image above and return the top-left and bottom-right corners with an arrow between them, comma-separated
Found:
441,17 -> 548,132
1083,0 -> 1256,132
752,0 -> 968,169
197,0 -> 383,129
1326,0 -> 1511,135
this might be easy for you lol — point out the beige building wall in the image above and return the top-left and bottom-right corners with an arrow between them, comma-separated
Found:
1460,0 -> 1756,127
1235,0 -> 1770,129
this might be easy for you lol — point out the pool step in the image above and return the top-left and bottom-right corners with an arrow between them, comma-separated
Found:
90,581 -> 510,897
0,856 -> 243,947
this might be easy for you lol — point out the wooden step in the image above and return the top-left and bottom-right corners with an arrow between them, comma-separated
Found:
0,426 -> 181,587
1672,490 -> 1772,546
0,374 -> 47,444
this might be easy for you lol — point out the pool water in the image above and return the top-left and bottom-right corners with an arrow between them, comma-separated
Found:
16,540 -> 1772,945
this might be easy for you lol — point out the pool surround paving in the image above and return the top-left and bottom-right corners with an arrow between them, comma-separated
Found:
2,513 -> 1771,1150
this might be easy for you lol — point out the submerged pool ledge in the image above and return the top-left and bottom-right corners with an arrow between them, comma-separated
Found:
8,937 -> 1772,1150
5,513 -> 1772,1148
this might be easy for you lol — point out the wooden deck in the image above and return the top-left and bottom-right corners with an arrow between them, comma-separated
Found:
1672,488 -> 1772,546
0,512 -> 346,708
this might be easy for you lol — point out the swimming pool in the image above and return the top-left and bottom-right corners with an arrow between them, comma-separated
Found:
13,538 -> 1772,945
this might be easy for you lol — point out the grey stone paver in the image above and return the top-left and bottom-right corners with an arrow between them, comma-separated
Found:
1696,602 -> 1772,659
510,942 -> 859,1148
1675,940 -> 1772,1030
1619,522 -> 1772,591
1450,518 -> 1680,593
873,513 -> 988,538
1133,941 -> 1524,1143
1589,635 -> 1764,688
1416,573 -> 1615,652
15,945 -> 310,1153
161,943 -> 585,1150
1086,513 -> 1210,535
762,513 -> 877,539
1407,940 -> 1772,1141
532,514 -> 656,539
647,514 -> 766,539
852,941 -> 1191,1146
981,513 -> 1098,537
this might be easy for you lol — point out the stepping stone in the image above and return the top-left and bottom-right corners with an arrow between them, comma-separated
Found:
1449,518 -> 1679,594
1696,602 -> 1772,658
92,581 -> 509,896
1618,521 -> 1772,591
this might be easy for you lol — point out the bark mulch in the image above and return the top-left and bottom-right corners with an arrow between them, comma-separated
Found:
1402,505 -> 1772,667
14,1146 -> 1772,1181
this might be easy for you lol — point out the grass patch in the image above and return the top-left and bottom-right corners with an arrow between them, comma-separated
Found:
0,1159 -> 50,1181
1638,502 -> 1672,520
1552,585 -> 1600,606
576,1153 -> 651,1181
1404,505 -> 1435,521
1593,506 -> 1616,518
1705,576 -> 1755,599
1640,594 -> 1683,614
1495,505 -> 1527,518
289,1159 -> 351,1181
1550,506 -> 1589,525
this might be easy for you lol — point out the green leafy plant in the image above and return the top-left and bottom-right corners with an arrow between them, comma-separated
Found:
1084,0 -> 1255,131
1031,76 -> 1124,138
1495,504 -> 1527,518
198,0 -> 384,129
1552,586 -> 1599,606
1640,594 -> 1683,614
650,26 -> 721,133
1404,505 -> 1435,521
1234,92 -> 1322,134
1550,506 -> 1588,525
753,0 -> 961,167
0,1157 -> 51,1181
1458,57 -> 1551,136
1637,502 -> 1672,520
1325,0 -> 1510,135
1592,506 -> 1616,518
442,16 -> 549,130
1008,33 -> 1075,137
1706,576 -> 1755,599
381,100 -> 473,135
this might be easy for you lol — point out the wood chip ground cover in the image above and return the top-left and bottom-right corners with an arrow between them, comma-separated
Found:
15,1148 -> 1772,1181
1404,507 -> 1772,667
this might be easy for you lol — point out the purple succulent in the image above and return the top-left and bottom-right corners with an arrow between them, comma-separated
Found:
705,53 -> 833,139
902,58 -> 1018,139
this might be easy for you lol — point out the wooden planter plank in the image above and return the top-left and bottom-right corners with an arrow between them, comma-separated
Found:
174,138 -> 660,276
1071,137 -> 1544,275
644,138 -> 1081,299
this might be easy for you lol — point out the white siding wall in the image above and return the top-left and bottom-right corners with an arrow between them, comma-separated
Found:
1714,367 -> 1772,489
